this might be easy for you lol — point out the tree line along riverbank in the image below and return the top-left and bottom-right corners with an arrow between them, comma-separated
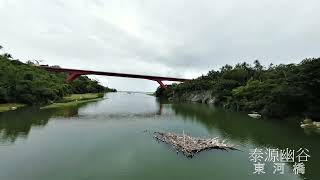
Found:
0,51 -> 116,112
155,58 -> 320,120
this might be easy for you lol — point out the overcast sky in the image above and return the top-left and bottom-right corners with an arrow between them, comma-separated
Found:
1,0 -> 319,91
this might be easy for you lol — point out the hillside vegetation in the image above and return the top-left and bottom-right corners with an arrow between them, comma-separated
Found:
156,58 -> 320,119
0,54 -> 115,105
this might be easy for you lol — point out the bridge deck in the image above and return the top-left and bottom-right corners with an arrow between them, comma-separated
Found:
39,66 -> 190,88
40,66 -> 188,81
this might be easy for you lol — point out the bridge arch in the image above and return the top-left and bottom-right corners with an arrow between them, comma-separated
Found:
40,66 -> 189,89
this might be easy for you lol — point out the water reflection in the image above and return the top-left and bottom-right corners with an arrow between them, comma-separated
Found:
0,92 -> 164,143
0,108 -> 52,143
170,103 -> 320,180
0,93 -> 318,180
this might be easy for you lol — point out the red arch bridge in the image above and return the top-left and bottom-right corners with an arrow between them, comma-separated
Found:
39,66 -> 189,89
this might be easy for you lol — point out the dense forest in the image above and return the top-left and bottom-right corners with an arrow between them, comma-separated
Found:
0,51 -> 116,105
156,58 -> 320,119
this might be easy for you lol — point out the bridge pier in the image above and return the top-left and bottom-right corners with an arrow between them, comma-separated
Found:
154,79 -> 167,89
66,72 -> 85,83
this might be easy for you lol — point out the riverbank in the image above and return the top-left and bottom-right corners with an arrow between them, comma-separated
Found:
0,93 -> 104,112
41,93 -> 104,109
0,103 -> 26,112
0,93 -> 105,112
155,58 -> 320,119
161,89 -> 299,120
171,90 -> 216,104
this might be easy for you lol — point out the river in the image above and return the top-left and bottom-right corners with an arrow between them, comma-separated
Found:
0,92 -> 319,180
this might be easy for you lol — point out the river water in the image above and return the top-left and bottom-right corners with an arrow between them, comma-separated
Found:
0,92 -> 319,180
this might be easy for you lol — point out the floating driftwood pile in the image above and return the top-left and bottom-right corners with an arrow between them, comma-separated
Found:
153,131 -> 237,157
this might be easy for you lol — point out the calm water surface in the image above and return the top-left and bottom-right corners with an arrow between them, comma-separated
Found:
0,92 -> 319,180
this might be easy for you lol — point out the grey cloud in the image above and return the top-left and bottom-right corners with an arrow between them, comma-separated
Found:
1,0 -> 319,91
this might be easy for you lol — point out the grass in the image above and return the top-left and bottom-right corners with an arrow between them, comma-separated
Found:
62,93 -> 104,102
0,103 -> 26,112
0,93 -> 104,111
41,93 -> 104,109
